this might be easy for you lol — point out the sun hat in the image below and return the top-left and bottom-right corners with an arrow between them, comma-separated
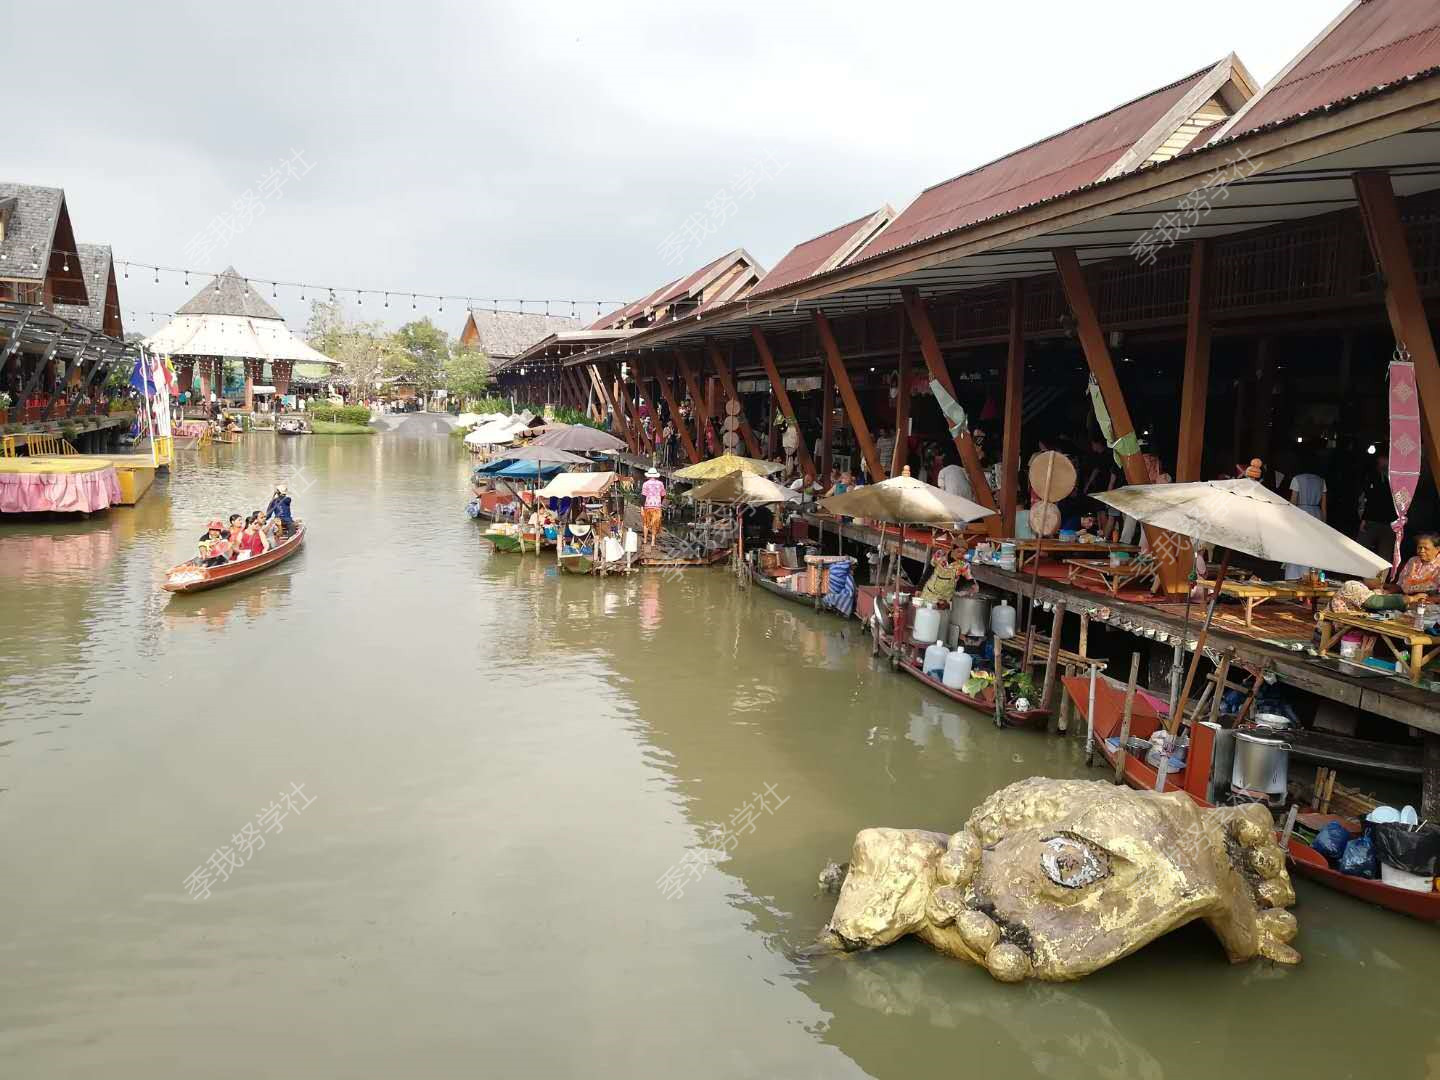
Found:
276,483 -> 289,495
207,518 -> 223,530
645,468 -> 660,478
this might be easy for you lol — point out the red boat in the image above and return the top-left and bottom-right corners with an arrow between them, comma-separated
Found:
162,524 -> 306,593
898,657 -> 1049,728
1063,673 -> 1440,922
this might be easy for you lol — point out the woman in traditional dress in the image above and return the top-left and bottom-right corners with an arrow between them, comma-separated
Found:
1397,533 -> 1440,596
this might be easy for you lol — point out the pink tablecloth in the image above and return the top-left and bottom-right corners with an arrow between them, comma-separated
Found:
0,467 -> 123,513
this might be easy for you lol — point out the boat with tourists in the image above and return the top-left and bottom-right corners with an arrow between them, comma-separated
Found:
163,523 -> 305,593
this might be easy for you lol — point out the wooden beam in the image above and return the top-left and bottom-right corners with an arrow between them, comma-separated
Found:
613,371 -> 641,453
20,336 -> 60,399
752,328 -> 817,483
677,350 -> 713,459
1053,248 -> 1186,590
892,311 -> 912,477
899,287 -> 1000,534
1175,239 -> 1212,483
813,311 -> 886,483
655,357 -> 701,464
1001,280 -> 1025,534
820,359 -> 835,482
586,363 -> 618,432
1354,170 -> 1440,484
706,339 -> 762,458
0,311 -> 32,377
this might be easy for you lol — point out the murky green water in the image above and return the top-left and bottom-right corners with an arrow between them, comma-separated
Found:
1,426 -> 1436,1079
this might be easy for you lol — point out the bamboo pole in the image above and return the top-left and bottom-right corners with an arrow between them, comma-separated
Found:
1041,603 -> 1067,714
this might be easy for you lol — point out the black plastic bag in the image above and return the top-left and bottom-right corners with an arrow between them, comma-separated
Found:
1312,821 -> 1350,865
1339,833 -> 1380,879
1372,823 -> 1440,876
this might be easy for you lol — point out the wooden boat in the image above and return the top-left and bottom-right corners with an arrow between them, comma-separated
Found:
747,553 -> 855,616
1064,675 -> 1440,922
276,418 -> 310,435
898,656 -> 1049,728
481,522 -> 553,553
162,524 -> 305,593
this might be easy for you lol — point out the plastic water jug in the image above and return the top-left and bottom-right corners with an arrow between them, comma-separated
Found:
942,649 -> 973,689
991,599 -> 1017,639
912,605 -> 944,645
923,642 -> 949,679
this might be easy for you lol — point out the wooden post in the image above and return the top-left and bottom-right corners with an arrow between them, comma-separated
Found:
1354,171 -> 1440,482
752,329 -> 818,481
899,287 -> 1001,534
892,312 -> 912,477
1175,239 -> 1212,483
1253,338 -> 1275,466
1041,603 -> 1067,714
677,350 -> 712,459
1001,280 -> 1024,534
707,339 -> 762,458
820,360 -> 835,483
814,311 -> 886,483
613,372 -> 641,454
1115,652 -> 1141,784
1053,248 -> 1186,591
585,364 -> 619,434
1423,734 -> 1440,822
656,357 -> 701,464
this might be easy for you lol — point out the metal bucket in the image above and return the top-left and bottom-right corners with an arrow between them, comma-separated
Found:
951,596 -> 991,639
1231,731 -> 1289,796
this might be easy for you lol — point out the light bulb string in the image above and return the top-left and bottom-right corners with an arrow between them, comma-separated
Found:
17,245 -> 626,320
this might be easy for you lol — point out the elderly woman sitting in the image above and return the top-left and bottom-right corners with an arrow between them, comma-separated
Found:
1397,533 -> 1440,596
1328,578 -> 1426,615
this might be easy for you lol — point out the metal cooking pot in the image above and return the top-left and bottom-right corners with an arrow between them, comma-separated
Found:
951,595 -> 991,639
1231,731 -> 1289,797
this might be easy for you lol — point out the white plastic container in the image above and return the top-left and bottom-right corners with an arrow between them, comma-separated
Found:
990,599 -> 1017,639
923,642 -> 949,679
942,649 -> 973,689
912,605 -> 944,645
1380,862 -> 1436,893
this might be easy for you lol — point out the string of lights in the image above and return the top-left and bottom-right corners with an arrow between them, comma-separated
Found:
4,245 -> 629,322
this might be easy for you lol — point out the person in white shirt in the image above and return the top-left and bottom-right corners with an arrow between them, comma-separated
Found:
1284,470 -> 1328,580
936,455 -> 973,500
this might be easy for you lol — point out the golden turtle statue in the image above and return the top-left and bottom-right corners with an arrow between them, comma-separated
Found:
820,778 -> 1299,982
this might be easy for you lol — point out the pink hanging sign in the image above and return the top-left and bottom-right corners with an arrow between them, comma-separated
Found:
1388,359 -> 1421,577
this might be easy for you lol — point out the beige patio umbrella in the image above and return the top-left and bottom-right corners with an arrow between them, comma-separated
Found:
818,468 -> 995,526
687,470 -> 801,506
1095,478 -> 1390,734
673,453 -> 783,481
687,469 -> 799,574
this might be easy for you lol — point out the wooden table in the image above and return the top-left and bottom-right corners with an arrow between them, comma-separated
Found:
1011,539 -> 1138,570
1317,610 -> 1440,685
1198,578 -> 1338,627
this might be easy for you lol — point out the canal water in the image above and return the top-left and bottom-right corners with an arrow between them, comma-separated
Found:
1,425 -> 1435,1080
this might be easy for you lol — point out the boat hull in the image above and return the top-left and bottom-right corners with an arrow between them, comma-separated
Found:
1064,676 -> 1440,922
558,553 -> 595,574
163,525 -> 305,593
898,657 -> 1048,728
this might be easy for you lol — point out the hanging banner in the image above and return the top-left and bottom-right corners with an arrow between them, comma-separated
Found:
1388,356 -> 1421,577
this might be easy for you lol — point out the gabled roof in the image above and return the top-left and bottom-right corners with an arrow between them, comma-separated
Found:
458,310 -> 579,359
752,207 -> 896,296
0,182 -> 88,303
857,55 -> 1256,262
588,248 -> 764,330
1214,0 -> 1440,141
176,266 -> 284,320
53,243 -> 122,337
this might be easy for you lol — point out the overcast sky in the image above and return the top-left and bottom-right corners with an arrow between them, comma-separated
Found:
15,0 -> 1338,337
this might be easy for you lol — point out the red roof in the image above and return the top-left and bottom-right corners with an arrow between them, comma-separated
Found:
587,277 -> 679,331
1224,0 -> 1440,138
859,65 -> 1222,261
752,209 -> 892,296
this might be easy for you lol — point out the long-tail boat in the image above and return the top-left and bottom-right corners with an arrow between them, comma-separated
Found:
162,524 -> 305,594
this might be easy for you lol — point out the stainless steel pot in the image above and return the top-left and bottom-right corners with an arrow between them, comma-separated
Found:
1231,731 -> 1289,797
951,596 -> 991,639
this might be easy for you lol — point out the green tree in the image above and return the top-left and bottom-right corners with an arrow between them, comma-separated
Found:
386,319 -> 450,397
305,300 -> 392,396
445,345 -> 491,407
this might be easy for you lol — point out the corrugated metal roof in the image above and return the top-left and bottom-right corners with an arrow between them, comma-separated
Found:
858,64 -> 1223,261
751,207 -> 895,296
588,249 -> 762,330
1220,0 -> 1440,139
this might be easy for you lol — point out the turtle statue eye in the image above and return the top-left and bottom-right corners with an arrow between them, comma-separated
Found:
1041,835 -> 1108,889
